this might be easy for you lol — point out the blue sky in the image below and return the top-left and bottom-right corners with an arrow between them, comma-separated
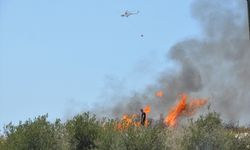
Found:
0,0 -> 200,126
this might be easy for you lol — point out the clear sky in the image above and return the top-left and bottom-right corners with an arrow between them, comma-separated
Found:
0,0 -> 200,126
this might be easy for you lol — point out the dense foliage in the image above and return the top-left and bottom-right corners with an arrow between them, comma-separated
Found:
0,112 -> 249,150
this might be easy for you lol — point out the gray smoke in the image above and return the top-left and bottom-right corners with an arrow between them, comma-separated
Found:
98,0 -> 250,124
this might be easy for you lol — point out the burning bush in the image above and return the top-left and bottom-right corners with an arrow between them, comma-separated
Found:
164,93 -> 207,127
0,112 -> 250,150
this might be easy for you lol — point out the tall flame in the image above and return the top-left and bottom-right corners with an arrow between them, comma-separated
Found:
164,94 -> 207,127
164,94 -> 187,127
117,93 -> 207,130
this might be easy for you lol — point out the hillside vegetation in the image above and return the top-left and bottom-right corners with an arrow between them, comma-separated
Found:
0,112 -> 250,150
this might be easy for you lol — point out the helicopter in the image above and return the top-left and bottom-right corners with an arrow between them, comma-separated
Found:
121,10 -> 139,17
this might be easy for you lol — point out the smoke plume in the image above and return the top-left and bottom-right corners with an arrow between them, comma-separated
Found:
99,0 -> 250,124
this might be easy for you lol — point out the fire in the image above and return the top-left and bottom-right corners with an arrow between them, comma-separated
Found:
117,114 -> 140,130
117,105 -> 151,130
164,94 -> 187,127
144,105 -> 151,113
184,98 -> 207,116
144,105 -> 151,127
117,93 -> 207,129
164,94 -> 207,127
155,90 -> 164,97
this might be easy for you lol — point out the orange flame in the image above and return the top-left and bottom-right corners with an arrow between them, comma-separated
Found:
184,98 -> 207,116
155,90 -> 164,97
144,105 -> 151,127
164,94 -> 187,127
144,105 -> 151,113
164,94 -> 207,127
117,105 -> 151,130
117,114 -> 140,130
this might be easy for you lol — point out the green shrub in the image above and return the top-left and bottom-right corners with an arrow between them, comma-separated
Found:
93,119 -> 123,150
230,131 -> 250,150
1,111 -> 249,150
2,114 -> 61,150
0,135 -> 6,149
127,127 -> 166,150
181,112 -> 233,150
94,120 -> 168,150
66,112 -> 101,150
